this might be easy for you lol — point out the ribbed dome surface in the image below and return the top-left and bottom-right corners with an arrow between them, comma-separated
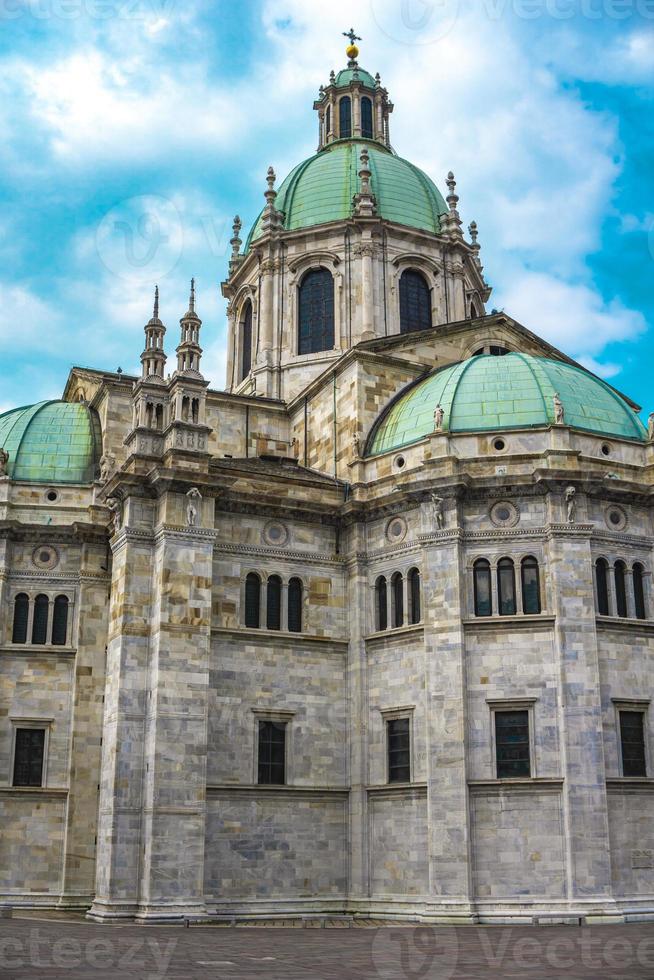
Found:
334,67 -> 377,88
0,400 -> 102,483
246,141 -> 448,246
367,353 -> 647,455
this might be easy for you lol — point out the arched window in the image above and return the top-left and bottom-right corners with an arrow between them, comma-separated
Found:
51,595 -> 69,646
326,105 -> 331,137
240,301 -> 252,381
409,568 -> 421,624
361,96 -> 373,139
497,558 -> 516,616
633,563 -> 647,620
245,573 -> 261,629
375,576 -> 388,631
298,268 -> 334,354
267,575 -> 282,631
614,560 -> 628,618
521,557 -> 541,615
288,577 -> 303,633
399,269 -> 431,334
596,558 -> 610,615
391,572 -> 404,629
32,594 -> 49,644
339,96 -> 351,138
473,559 -> 492,617
12,593 -> 29,644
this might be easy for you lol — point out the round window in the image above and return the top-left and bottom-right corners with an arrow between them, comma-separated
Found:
605,506 -> 627,532
45,489 -> 59,502
263,521 -> 289,547
32,545 -> 59,570
489,500 -> 520,528
493,438 -> 506,452
386,517 -> 407,543
394,455 -> 406,470
601,444 -> 611,457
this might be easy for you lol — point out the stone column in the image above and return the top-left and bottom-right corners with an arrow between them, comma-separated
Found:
421,521 -> 476,922
225,305 -> 236,390
547,523 -> 621,921
258,259 -> 274,361
346,525 -> 369,905
360,241 -> 375,341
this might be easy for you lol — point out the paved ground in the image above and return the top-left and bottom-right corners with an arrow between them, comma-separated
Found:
1,915 -> 654,979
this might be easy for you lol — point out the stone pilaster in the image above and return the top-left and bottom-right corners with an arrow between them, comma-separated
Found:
346,526 -> 369,903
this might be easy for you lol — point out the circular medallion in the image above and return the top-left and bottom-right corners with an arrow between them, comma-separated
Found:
32,545 -> 59,570
605,505 -> 627,532
489,500 -> 520,529
386,516 -> 407,544
263,521 -> 289,547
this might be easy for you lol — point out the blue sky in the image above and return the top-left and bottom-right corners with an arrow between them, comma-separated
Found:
1,0 -> 652,415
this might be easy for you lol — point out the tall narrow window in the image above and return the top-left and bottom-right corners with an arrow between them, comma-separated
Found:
375,576 -> 387,631
325,105 -> 331,138
391,572 -> 403,628
32,594 -> 48,645
258,720 -> 286,785
13,728 -> 45,787
615,560 -> 628,618
473,559 -> 492,617
12,593 -> 29,644
288,577 -> 302,633
51,595 -> 69,646
497,558 -> 517,616
633,563 -> 647,620
387,717 -> 410,783
339,96 -> 351,138
240,301 -> 252,381
521,557 -> 541,615
620,710 -> 647,777
244,573 -> 261,629
596,558 -> 610,615
495,710 -> 530,778
409,568 -> 421,624
399,269 -> 431,334
361,96 -> 373,139
298,268 -> 334,354
267,575 -> 282,631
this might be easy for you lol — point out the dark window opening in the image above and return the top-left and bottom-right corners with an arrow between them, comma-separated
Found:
51,595 -> 68,646
339,96 -> 351,138
489,345 -> 508,355
376,576 -> 387,632
13,728 -> 45,787
620,710 -> 646,777
12,593 -> 29,644
521,557 -> 541,615
596,558 -> 610,616
399,269 -> 431,334
298,268 -> 334,355
409,568 -> 421,624
615,561 -> 628,618
32,594 -> 48,645
240,302 -> 252,381
634,563 -> 647,620
288,577 -> 302,633
361,96 -> 373,139
326,105 -> 331,137
495,710 -> 530,778
266,575 -> 282,631
245,573 -> 261,629
473,559 -> 492,617
387,717 -> 410,783
391,572 -> 403,629
258,720 -> 286,785
498,558 -> 517,616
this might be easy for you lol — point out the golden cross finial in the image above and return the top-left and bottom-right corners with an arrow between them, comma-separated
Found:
343,28 -> 361,45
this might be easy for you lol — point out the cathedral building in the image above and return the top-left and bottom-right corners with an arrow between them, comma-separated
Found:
2,39 -> 654,925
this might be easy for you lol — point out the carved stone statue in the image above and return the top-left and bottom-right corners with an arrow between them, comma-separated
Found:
99,453 -> 115,483
565,485 -> 576,523
106,496 -> 122,532
291,437 -> 299,459
648,412 -> 654,441
0,447 -> 8,477
431,492 -> 444,530
186,487 -> 202,527
553,393 -> 565,425
433,404 -> 445,431
352,432 -> 361,459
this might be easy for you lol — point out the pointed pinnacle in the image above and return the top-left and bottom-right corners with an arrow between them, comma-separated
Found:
189,278 -> 196,313
153,284 -> 159,319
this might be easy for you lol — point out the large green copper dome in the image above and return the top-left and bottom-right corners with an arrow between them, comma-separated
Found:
367,353 -> 647,455
246,141 -> 448,247
0,400 -> 102,484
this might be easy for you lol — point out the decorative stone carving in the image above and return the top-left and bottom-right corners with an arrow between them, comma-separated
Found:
605,505 -> 627,531
32,545 -> 59,570
386,516 -> 407,543
648,412 -> 654,441
99,453 -> 115,483
553,393 -> 565,425
430,493 -> 444,529
489,500 -> 520,529
433,405 -> 444,432
565,485 -> 576,523
263,521 -> 289,547
352,432 -> 361,459
0,447 -> 9,477
186,487 -> 202,527
106,496 -> 123,531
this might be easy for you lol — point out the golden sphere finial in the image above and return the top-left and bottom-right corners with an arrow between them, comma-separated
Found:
346,43 -> 359,60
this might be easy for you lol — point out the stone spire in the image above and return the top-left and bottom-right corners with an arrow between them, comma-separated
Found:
441,171 -> 463,238
229,215 -> 242,275
140,285 -> 167,382
175,278 -> 203,378
261,166 -> 283,232
353,147 -> 376,218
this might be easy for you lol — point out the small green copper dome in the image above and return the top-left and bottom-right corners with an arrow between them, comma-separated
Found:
0,400 -> 102,484
334,67 -> 377,88
246,141 -> 447,247
367,353 -> 647,455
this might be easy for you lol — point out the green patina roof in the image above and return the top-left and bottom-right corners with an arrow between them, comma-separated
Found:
246,141 -> 447,247
367,353 -> 647,455
334,67 -> 377,89
0,400 -> 102,484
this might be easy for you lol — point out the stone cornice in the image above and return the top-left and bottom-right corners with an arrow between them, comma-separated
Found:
206,784 -> 349,799
213,541 -> 343,565
211,626 -> 348,648
462,615 -> 555,631
468,778 -> 564,793
596,616 -> 654,634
